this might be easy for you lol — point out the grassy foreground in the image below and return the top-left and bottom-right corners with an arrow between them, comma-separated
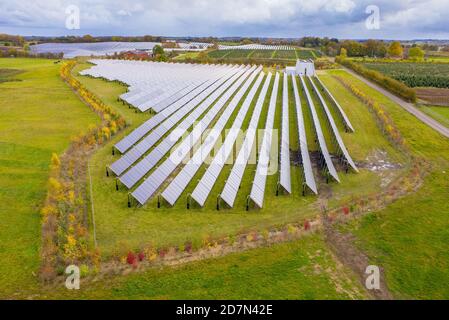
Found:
0,58 -> 99,298
46,234 -> 366,300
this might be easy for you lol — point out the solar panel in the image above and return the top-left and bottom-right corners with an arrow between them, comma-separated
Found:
291,75 -> 318,195
313,76 -> 355,132
121,66 -> 252,189
161,67 -> 262,205
299,76 -> 340,183
279,73 -> 292,194
249,72 -> 280,208
309,76 -> 358,172
190,72 -> 266,207
131,66 -> 257,205
220,72 -> 273,208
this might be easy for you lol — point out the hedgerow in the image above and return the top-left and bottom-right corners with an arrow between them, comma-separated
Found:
40,61 -> 127,281
336,57 -> 417,102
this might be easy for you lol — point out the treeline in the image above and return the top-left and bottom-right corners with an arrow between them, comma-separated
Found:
336,56 -> 416,102
0,48 -> 63,59
0,34 -> 25,46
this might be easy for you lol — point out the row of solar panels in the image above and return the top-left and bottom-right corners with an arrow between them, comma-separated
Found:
81,61 -> 357,209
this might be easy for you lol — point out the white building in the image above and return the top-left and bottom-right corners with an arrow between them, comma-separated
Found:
285,60 -> 316,76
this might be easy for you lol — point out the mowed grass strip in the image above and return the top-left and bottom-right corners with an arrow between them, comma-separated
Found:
0,58 -> 100,298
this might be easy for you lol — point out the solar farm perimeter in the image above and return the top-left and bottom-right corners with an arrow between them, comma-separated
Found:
78,59 -> 404,256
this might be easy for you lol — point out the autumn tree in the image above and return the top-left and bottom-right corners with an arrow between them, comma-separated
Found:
408,46 -> 425,61
388,41 -> 404,58
340,47 -> 347,58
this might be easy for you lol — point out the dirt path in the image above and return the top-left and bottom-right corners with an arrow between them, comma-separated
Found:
342,67 -> 449,139
323,215 -> 392,300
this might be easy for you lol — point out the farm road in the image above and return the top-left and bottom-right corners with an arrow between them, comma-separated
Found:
343,67 -> 449,139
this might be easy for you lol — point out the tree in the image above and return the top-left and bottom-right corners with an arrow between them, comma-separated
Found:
340,47 -> 347,58
153,45 -> 164,56
388,41 -> 404,58
408,46 -> 425,61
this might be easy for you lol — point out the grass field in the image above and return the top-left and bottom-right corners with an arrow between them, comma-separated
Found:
0,58 -> 100,298
72,63 -> 405,259
47,234 -> 367,299
327,70 -> 449,299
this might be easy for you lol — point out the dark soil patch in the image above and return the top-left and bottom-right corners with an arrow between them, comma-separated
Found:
323,216 -> 392,300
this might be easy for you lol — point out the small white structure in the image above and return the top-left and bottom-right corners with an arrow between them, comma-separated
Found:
285,60 -> 316,76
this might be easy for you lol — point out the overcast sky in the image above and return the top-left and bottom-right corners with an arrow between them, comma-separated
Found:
0,0 -> 448,39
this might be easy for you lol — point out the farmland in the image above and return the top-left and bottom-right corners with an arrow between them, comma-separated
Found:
207,49 -> 320,61
361,62 -> 449,88
2,56 -> 449,300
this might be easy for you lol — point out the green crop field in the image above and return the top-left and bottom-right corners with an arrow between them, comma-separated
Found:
207,49 -> 321,61
362,62 -> 449,88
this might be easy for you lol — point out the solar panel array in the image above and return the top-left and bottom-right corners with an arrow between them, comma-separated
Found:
131,66 -> 257,205
299,76 -> 340,183
109,66 -> 243,176
79,59 -> 360,209
279,73 -> 292,194
249,73 -> 280,208
113,66 -> 240,154
218,44 -> 294,51
30,42 -> 160,58
161,66 -> 263,205
120,66 -> 251,189
190,72 -> 266,207
220,73 -> 273,208
309,77 -> 358,172
291,75 -> 318,195
81,60 -> 237,112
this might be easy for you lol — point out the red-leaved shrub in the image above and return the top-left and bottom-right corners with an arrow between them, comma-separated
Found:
304,220 -> 311,231
126,252 -> 136,265
138,252 -> 145,262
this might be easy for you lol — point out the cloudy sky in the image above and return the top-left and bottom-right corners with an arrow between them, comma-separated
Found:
0,0 -> 448,39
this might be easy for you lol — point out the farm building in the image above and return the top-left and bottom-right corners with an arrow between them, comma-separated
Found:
286,60 -> 316,76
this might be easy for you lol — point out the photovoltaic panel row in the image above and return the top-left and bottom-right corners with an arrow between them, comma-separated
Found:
120,66 -> 252,189
299,76 -> 340,183
161,66 -> 263,205
131,66 -> 258,205
220,73 -> 273,208
190,72 -> 266,207
110,66 -> 244,176
249,72 -> 280,208
309,77 -> 358,172
291,75 -> 318,195
313,76 -> 355,132
114,65 -> 240,154
279,73 -> 292,194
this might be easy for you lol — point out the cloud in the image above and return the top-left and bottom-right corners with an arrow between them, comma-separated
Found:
0,0 -> 448,39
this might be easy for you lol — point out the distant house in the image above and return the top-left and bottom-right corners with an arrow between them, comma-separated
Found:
285,60 -> 316,76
